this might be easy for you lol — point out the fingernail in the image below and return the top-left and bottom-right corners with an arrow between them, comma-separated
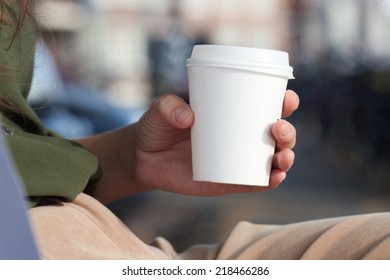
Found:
174,106 -> 192,124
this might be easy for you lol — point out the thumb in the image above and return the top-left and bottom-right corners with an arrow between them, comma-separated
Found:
137,94 -> 194,152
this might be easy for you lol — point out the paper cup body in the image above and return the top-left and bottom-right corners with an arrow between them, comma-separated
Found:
187,45 -> 294,186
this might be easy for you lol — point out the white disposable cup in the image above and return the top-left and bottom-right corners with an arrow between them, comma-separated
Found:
187,45 -> 294,186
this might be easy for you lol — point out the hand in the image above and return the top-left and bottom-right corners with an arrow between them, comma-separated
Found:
132,90 -> 299,196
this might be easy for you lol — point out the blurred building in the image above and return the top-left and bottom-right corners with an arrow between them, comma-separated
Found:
35,0 -> 390,106
290,0 -> 390,73
91,0 -> 292,106
31,0 -> 136,137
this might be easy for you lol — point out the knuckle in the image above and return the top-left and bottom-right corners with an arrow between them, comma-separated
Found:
151,94 -> 172,112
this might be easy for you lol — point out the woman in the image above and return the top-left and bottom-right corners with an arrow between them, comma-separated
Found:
1,0 -> 389,260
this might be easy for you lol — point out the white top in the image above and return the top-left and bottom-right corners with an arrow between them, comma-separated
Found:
190,45 -> 290,66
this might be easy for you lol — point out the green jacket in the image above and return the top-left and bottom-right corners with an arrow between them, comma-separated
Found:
0,4 -> 100,206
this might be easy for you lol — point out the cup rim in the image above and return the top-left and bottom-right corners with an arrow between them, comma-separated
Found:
186,57 -> 294,79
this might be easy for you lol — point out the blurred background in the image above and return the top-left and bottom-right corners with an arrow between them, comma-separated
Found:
31,0 -> 390,252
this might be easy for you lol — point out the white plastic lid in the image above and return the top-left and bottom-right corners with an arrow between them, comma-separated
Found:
187,45 -> 294,79
190,45 -> 290,66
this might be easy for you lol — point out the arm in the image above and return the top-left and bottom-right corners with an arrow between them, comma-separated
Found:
77,90 -> 299,205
